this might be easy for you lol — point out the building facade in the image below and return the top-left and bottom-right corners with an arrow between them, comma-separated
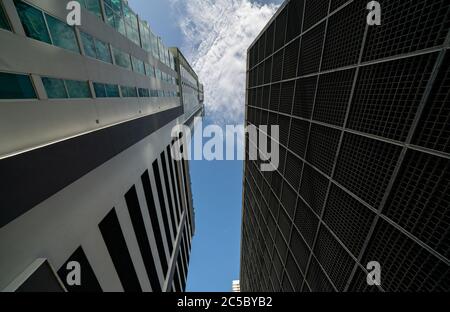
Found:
242,0 -> 449,291
0,0 -> 203,292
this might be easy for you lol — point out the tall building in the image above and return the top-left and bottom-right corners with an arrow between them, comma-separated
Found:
242,0 -> 449,292
0,0 -> 203,292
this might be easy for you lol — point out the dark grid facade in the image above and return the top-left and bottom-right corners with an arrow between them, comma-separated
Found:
241,0 -> 450,292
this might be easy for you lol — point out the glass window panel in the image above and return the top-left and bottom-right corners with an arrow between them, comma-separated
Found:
120,86 -> 128,97
132,57 -> 145,75
0,3 -> 11,30
93,82 -> 106,97
45,14 -> 79,53
0,72 -> 36,99
42,77 -> 67,99
113,48 -> 132,70
95,39 -> 112,63
85,0 -> 102,19
80,32 -> 96,58
128,86 -> 137,97
15,1 -> 51,44
105,84 -> 120,97
65,80 -> 91,98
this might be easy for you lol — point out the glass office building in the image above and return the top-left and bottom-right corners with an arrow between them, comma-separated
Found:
0,0 -> 203,292
241,0 -> 449,292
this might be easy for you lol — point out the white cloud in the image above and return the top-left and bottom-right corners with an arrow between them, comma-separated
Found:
170,0 -> 279,125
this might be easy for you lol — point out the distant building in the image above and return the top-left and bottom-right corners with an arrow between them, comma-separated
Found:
232,280 -> 240,292
0,0 -> 203,292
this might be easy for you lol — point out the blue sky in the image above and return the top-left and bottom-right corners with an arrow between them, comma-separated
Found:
128,0 -> 281,291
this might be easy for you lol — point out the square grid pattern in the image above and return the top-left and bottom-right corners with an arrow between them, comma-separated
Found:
243,0 -> 450,292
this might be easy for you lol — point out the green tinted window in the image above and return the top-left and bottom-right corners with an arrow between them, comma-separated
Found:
105,84 -> 120,97
132,57 -> 145,75
84,0 -> 102,19
95,39 -> 112,63
80,32 -> 96,58
45,14 -> 79,53
0,72 -> 36,99
138,88 -> 149,97
93,82 -> 107,97
42,77 -> 68,99
65,80 -> 91,98
0,3 -> 11,30
15,1 -> 51,44
121,86 -> 137,97
113,48 -> 131,70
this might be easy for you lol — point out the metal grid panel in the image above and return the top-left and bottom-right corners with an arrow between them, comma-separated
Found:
264,57 -> 273,84
303,0 -> 329,32
305,256 -> 335,292
323,183 -> 376,256
300,164 -> 329,214
298,22 -> 326,76
347,53 -> 438,142
288,118 -> 310,158
383,150 -> 450,259
283,39 -> 300,80
294,198 -> 320,247
284,150 -> 304,190
279,81 -> 295,114
305,124 -> 341,176
274,8 -> 288,51
334,133 -> 402,208
281,180 -> 297,218
285,251 -> 304,291
290,227 -> 310,273
330,0 -> 349,12
321,0 -> 366,70
269,83 -> 281,112
413,52 -> 450,153
313,226 -> 356,291
265,22 -> 275,58
358,219 -> 450,291
292,76 -> 318,119
272,50 -> 284,82
313,68 -> 355,126
286,0 -> 304,42
362,0 -> 450,61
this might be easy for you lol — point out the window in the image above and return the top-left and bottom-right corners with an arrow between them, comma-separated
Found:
80,0 -> 102,19
80,32 -> 97,58
95,39 -> 112,63
131,56 -> 145,75
105,83 -> 120,97
121,86 -> 137,97
138,88 -> 149,97
15,1 -> 51,44
0,72 -> 36,99
145,63 -> 155,78
81,32 -> 112,63
43,77 -> 91,99
93,82 -> 106,97
104,0 -> 125,36
45,14 -> 79,53
0,3 -> 11,31
94,82 -> 120,98
42,77 -> 68,99
122,3 -> 139,45
113,47 -> 132,70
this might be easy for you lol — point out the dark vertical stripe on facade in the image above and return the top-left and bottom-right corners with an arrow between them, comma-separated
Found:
141,170 -> 168,276
125,186 -> 161,292
99,209 -> 142,292
152,159 -> 174,254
